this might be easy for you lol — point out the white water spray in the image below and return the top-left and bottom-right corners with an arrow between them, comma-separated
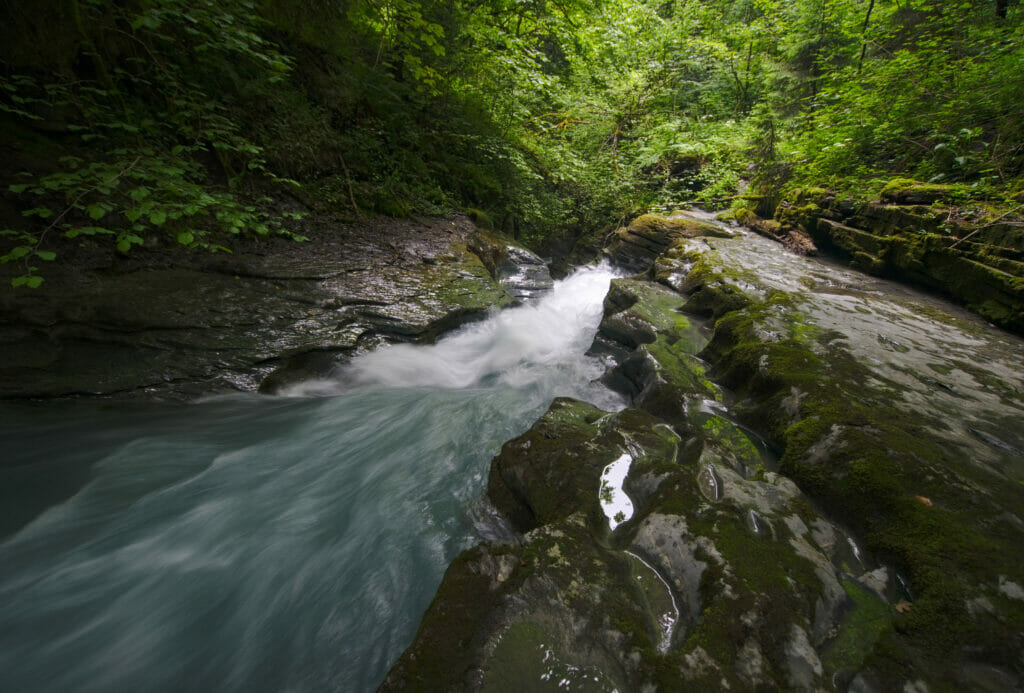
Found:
287,262 -> 624,409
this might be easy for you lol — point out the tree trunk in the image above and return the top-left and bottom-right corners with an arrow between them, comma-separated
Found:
858,0 -> 876,73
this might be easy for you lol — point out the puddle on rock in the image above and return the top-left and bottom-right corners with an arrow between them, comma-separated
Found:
599,453 -> 634,530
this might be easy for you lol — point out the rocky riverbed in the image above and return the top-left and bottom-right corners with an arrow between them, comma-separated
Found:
3,208 -> 1022,690
385,211 -> 1024,691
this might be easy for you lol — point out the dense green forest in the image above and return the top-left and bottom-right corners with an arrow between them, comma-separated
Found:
2,0 -> 1022,286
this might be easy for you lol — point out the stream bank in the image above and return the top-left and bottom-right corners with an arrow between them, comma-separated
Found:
0,214 -> 545,400
730,183 -> 1024,335
385,211 -> 1024,691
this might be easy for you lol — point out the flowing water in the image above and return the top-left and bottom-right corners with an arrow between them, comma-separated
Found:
0,264 -> 624,693
4,227 -> 1024,693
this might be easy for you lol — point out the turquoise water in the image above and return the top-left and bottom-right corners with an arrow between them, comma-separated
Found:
0,265 -> 622,692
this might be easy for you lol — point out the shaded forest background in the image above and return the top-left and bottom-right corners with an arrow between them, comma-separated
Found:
1,0 -> 1022,285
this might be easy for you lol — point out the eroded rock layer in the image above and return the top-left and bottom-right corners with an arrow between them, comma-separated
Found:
744,186 -> 1024,334
0,215 -> 547,399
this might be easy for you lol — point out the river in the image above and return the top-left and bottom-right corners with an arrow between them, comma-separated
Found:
0,264 -> 623,692
4,224 -> 1024,692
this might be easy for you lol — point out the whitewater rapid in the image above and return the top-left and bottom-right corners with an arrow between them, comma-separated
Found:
288,261 -> 623,405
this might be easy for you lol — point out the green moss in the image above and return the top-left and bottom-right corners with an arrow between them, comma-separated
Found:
696,414 -> 765,474
773,187 -> 833,231
820,580 -> 893,675
670,509 -> 824,687
628,213 -> 724,240
538,398 -> 608,433
733,207 -> 758,227
645,336 -> 715,386
683,247 -> 1024,673
777,202 -> 822,230
385,543 -> 523,689
606,278 -> 692,335
879,179 -> 968,205
428,243 -> 513,311
632,337 -> 720,424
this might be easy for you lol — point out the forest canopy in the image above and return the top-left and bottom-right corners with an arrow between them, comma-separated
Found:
2,0 -> 1022,284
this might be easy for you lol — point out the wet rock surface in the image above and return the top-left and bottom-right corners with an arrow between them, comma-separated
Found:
679,231 -> 1024,687
0,215 -> 519,399
385,396 -> 875,691
604,212 -> 734,274
759,187 -> 1024,334
387,212 -> 1024,691
494,246 -> 554,303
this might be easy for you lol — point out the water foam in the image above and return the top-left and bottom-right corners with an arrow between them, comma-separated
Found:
289,262 -> 623,408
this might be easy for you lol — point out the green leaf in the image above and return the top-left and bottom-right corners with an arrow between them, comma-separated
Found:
23,207 -> 53,219
26,275 -> 43,288
67,226 -> 115,238
35,250 -> 56,261
115,234 -> 142,253
176,231 -> 195,245
8,184 -> 29,194
87,203 -> 108,220
2,245 -> 32,263
149,210 -> 167,226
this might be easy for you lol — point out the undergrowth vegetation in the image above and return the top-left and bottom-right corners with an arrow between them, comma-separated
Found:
1,1 -> 1022,284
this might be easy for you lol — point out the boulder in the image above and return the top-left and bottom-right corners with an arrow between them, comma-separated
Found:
604,212 -> 733,273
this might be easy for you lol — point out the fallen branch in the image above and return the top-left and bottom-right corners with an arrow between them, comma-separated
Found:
948,203 -> 1024,249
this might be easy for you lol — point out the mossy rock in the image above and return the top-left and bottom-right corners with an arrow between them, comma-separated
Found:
732,206 -> 758,227
605,212 -> 732,273
381,522 -> 646,692
598,277 -> 695,349
627,213 -> 725,243
681,242 -> 1024,683
848,203 -> 943,236
487,398 -> 610,532
773,187 -> 835,232
394,392 -> 878,690
673,247 -> 760,319
879,178 -> 967,205
594,276 -> 719,423
811,216 -> 1024,334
